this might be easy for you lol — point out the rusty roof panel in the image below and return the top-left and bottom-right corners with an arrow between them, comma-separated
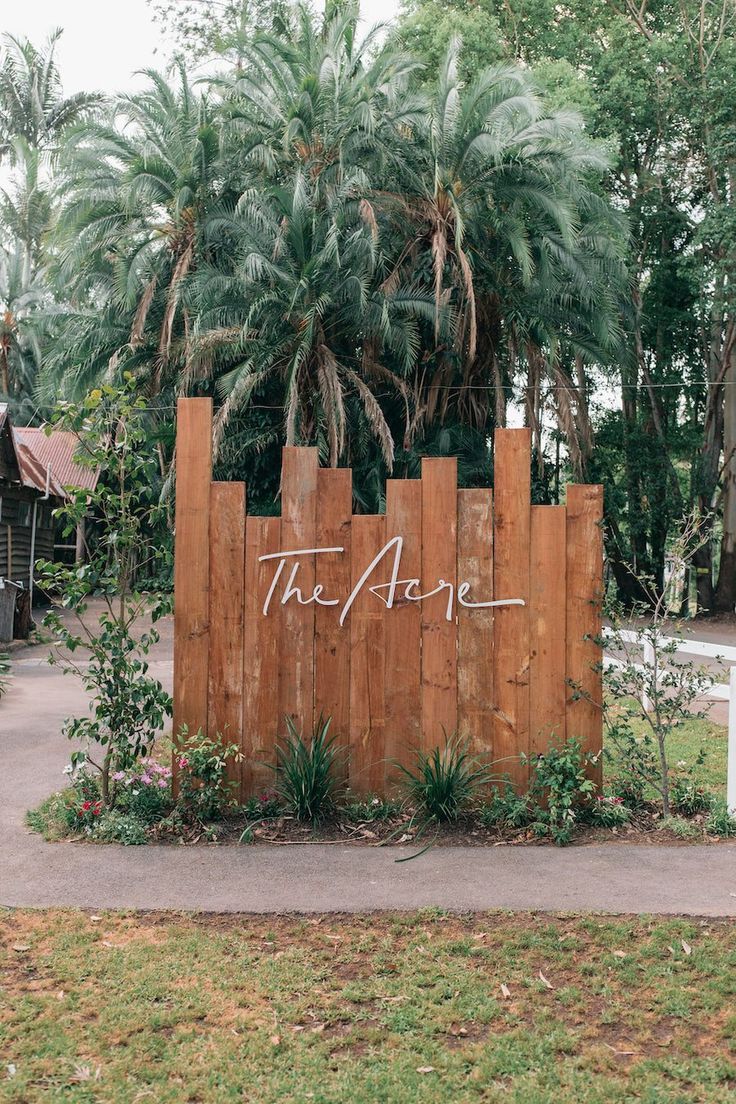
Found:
13,428 -> 99,494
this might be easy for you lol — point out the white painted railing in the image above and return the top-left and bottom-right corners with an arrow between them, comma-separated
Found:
603,628 -> 736,815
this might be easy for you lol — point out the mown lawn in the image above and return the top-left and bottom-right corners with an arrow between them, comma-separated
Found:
606,710 -> 729,795
1,910 -> 735,1103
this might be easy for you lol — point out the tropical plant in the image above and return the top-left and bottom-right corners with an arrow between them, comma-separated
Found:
47,63 -> 222,408
398,733 -> 492,822
0,30 -> 101,160
271,714 -> 345,823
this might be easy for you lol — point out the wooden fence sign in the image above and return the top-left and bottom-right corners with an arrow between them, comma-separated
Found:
173,398 -> 603,797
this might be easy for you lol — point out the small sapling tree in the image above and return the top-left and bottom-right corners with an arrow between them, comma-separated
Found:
37,378 -> 172,806
603,516 -> 718,817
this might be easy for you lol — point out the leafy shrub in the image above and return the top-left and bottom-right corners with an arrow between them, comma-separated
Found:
343,794 -> 402,822
26,792 -> 75,841
607,765 -> 648,810
588,794 -> 631,829
661,815 -> 700,840
113,762 -> 172,822
670,776 -> 712,817
273,715 -> 345,823
398,734 -> 492,823
479,783 -> 534,829
0,652 -> 10,698
36,382 -> 172,806
175,727 -> 242,824
241,791 -> 282,820
706,799 -> 736,838
526,738 -> 597,845
94,810 -> 148,845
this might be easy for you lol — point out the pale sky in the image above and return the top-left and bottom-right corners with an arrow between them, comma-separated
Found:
2,0 -> 401,94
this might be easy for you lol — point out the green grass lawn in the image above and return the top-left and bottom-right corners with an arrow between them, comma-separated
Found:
1,910 -> 735,1103
605,711 -> 729,795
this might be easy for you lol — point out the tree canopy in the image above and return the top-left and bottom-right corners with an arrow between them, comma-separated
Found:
1,1 -> 734,612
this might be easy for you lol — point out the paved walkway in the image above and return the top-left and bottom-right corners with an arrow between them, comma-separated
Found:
2,618 -> 735,916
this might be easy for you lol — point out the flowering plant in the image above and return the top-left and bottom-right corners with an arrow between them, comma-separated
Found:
113,762 -> 173,822
174,727 -> 242,824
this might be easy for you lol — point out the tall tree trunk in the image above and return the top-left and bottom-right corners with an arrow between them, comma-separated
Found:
714,349 -> 736,611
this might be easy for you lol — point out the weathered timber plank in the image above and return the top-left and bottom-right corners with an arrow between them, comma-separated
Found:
566,484 -> 604,788
492,429 -> 531,788
457,488 -> 494,765
529,505 -> 566,759
208,481 -> 245,788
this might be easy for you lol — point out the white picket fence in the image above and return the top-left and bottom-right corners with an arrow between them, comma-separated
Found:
603,628 -> 736,815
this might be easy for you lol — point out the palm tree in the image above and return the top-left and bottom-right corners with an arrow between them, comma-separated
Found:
49,63 -> 222,401
0,30 -> 101,161
0,238 -> 45,415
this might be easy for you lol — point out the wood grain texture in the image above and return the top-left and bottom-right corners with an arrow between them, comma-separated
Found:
173,398 -> 212,771
349,514 -> 386,793
207,482 -> 245,787
492,429 -> 531,788
243,515 -> 281,796
566,483 -> 604,788
457,488 -> 494,763
278,447 -> 318,734
384,479 -> 422,783
421,458 -> 458,746
315,467 -> 352,774
529,505 -> 566,760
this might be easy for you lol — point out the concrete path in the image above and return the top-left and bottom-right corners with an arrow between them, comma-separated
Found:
2,616 -> 735,916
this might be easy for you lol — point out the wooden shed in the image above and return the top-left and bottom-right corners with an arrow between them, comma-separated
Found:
0,405 -> 99,639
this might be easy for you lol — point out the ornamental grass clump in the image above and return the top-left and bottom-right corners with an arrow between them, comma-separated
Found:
398,735 -> 493,823
272,715 -> 345,824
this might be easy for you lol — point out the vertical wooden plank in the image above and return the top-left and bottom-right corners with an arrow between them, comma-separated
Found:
457,488 -> 494,763
315,468 -> 352,774
207,482 -> 245,788
492,428 -> 531,788
349,514 -> 386,794
279,447 -> 318,734
243,515 -> 281,797
421,458 -> 458,747
384,480 -> 422,782
529,505 -> 567,760
566,484 -> 604,788
173,397 -> 212,764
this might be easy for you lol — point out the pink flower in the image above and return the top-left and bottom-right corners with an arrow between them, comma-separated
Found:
178,757 -> 189,769
112,771 -> 126,782
140,775 -> 153,786
158,779 -> 168,789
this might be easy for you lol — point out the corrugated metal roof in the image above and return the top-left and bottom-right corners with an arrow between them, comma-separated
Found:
13,427 -> 99,494
13,436 -> 65,497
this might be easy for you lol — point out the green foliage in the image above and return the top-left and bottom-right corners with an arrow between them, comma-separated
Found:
478,782 -> 534,829
36,381 -> 172,806
660,815 -> 700,840
587,794 -> 631,829
174,727 -> 243,824
705,799 -> 736,838
272,715 -> 345,824
240,791 -> 282,820
603,544 -> 715,818
526,737 -> 597,845
93,810 -> 149,846
0,651 -> 10,698
398,734 -> 492,823
343,794 -> 403,822
670,776 -> 713,817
